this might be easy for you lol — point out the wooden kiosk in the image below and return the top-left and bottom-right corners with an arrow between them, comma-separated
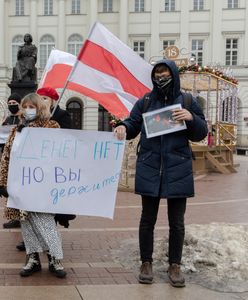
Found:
119,66 -> 239,190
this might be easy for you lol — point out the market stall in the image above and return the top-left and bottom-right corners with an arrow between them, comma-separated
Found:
179,65 -> 238,174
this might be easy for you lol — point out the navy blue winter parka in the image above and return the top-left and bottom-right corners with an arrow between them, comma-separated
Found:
121,59 -> 208,198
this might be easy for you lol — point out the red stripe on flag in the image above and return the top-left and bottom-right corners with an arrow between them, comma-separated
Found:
42,64 -> 72,89
78,40 -> 150,99
67,82 -> 129,118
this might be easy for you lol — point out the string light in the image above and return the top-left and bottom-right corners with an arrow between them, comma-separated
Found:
178,65 -> 238,85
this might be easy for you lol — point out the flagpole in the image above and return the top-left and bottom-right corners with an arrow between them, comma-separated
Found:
51,22 -> 98,117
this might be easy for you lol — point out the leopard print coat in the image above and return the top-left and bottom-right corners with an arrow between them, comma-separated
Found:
0,119 -> 60,220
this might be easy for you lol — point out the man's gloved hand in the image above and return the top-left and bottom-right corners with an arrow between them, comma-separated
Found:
0,186 -> 9,198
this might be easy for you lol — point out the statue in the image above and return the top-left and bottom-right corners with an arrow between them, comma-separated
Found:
12,33 -> 37,82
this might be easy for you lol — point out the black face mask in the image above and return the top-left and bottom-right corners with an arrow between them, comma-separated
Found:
154,76 -> 172,88
154,76 -> 173,96
8,104 -> 19,114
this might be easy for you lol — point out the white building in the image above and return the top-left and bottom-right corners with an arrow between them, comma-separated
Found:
0,0 -> 248,149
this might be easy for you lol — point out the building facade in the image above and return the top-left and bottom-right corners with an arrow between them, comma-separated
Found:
0,0 -> 248,148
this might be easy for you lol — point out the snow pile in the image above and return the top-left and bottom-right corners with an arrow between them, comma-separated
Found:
112,223 -> 248,292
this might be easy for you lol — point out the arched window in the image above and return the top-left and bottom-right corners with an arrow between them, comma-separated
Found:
39,35 -> 55,69
68,34 -> 83,56
12,35 -> 23,67
66,100 -> 83,129
196,95 -> 206,115
98,105 -> 112,132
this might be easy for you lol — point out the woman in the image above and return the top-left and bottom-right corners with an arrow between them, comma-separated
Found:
37,86 -> 71,129
0,93 -> 66,278
16,87 -> 73,252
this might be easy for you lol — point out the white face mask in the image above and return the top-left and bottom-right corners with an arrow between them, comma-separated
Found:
24,108 -> 37,121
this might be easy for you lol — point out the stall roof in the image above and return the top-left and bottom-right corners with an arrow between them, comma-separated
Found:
180,72 -> 238,91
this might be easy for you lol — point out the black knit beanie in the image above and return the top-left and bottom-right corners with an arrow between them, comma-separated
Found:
7,93 -> 22,104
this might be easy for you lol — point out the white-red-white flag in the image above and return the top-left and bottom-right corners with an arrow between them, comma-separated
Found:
40,22 -> 153,118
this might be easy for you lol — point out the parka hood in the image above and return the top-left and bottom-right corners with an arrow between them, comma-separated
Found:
151,59 -> 181,99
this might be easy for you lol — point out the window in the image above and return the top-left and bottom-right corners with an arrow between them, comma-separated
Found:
133,41 -> 145,59
225,38 -> 238,66
44,0 -> 53,15
72,0 -> 80,14
103,0 -> 113,12
192,39 -> 203,65
39,35 -> 55,69
16,0 -> 24,16
68,34 -> 83,56
135,0 -> 144,12
193,0 -> 204,11
165,0 -> 175,12
12,35 -> 23,67
67,100 -> 83,129
227,0 -> 238,8
163,40 -> 175,50
98,105 -> 112,132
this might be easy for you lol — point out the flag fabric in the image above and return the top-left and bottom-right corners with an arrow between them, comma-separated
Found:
39,49 -> 76,92
40,22 -> 153,118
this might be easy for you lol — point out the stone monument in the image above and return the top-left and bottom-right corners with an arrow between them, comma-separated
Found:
8,33 -> 38,97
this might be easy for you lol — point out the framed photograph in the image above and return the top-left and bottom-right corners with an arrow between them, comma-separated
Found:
142,104 -> 186,138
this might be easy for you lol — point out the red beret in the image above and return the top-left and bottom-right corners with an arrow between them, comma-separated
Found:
36,87 -> 59,101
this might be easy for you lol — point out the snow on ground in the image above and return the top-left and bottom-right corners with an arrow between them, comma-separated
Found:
112,223 -> 248,292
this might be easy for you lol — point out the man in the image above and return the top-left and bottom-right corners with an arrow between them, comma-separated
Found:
114,59 -> 208,287
2,93 -> 21,126
16,86 -> 72,251
2,93 -> 22,229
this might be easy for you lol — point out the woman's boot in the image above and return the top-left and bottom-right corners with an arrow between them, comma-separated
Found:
47,252 -> 66,278
20,252 -> 41,277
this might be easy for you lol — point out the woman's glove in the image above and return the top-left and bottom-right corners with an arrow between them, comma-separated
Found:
0,186 -> 8,198
17,124 -> 26,132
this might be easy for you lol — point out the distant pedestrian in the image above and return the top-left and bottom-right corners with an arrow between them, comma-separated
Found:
114,60 -> 208,287
1,93 -> 22,229
2,93 -> 21,126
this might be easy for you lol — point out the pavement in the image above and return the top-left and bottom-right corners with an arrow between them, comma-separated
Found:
0,154 -> 248,300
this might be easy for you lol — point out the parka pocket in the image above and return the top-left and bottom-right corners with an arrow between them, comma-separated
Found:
137,151 -> 153,162
172,148 -> 191,160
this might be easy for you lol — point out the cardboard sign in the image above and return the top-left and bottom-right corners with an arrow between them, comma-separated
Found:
7,128 -> 125,219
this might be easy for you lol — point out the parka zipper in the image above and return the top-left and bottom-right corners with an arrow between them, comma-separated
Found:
159,135 -> 164,176
159,98 -> 166,177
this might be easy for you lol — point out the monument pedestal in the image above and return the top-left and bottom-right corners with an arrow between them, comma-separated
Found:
8,81 -> 38,99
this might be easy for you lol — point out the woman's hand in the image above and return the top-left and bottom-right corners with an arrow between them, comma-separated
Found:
114,125 -> 126,140
0,186 -> 9,198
